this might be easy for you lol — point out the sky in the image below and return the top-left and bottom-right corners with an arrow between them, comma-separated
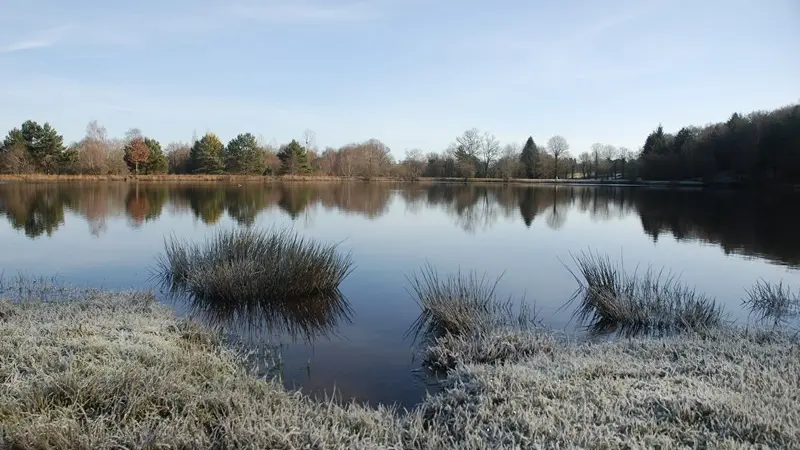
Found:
1,0 -> 798,158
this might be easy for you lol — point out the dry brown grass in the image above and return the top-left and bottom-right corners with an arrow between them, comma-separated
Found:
1,288 -> 798,449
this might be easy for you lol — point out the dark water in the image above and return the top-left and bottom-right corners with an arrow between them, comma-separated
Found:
1,181 -> 799,407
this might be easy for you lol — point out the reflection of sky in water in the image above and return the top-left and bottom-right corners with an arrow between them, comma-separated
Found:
1,183 -> 800,407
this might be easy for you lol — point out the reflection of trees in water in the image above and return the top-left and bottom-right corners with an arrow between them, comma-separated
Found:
224,186 -> 280,226
422,185 -> 501,233
277,185 -> 314,220
124,184 -> 168,228
317,183 -> 393,219
632,189 -> 800,267
1,182 -> 799,268
186,187 -> 226,225
398,186 -> 427,215
0,184 -> 69,238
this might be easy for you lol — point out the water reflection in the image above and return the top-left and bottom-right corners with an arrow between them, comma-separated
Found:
180,289 -> 353,343
1,182 -> 799,268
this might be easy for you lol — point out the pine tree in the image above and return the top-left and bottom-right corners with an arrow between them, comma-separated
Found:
143,138 -> 168,174
277,140 -> 310,175
4,120 -> 67,173
520,136 -> 539,178
189,133 -> 225,174
225,133 -> 266,174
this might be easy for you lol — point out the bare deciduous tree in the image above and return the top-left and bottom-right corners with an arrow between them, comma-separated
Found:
590,142 -> 604,179
618,147 -> 634,179
479,132 -> 500,178
0,143 -> 34,174
547,135 -> 569,179
78,121 -> 110,174
125,128 -> 143,142
496,143 -> 521,180
302,129 -> 317,152
166,142 -> 192,174
578,152 -> 592,178
602,144 -> 617,178
401,148 -> 426,179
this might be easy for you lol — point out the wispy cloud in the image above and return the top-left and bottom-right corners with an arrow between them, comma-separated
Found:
0,25 -> 71,53
1,39 -> 54,53
232,1 -> 381,23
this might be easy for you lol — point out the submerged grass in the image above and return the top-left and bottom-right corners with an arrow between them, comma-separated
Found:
2,286 -> 798,449
564,251 -> 724,336
156,227 -> 354,306
743,279 -> 800,328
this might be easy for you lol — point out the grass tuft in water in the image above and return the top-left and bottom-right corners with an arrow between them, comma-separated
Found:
743,279 -> 800,328
564,251 -> 724,337
154,227 -> 354,341
406,263 -> 537,344
156,227 -> 354,304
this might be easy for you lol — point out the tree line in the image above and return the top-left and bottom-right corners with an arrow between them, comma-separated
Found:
1,103 -> 797,183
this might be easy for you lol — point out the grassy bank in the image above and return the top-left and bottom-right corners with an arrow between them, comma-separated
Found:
2,288 -> 798,449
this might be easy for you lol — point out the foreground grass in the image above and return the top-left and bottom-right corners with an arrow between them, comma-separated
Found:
2,290 -> 798,449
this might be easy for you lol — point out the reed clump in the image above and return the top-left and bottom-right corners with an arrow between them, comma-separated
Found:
743,279 -> 800,328
406,263 -> 536,341
156,227 -> 354,306
565,251 -> 724,336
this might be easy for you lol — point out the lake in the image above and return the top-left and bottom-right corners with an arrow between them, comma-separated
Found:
1,181 -> 799,408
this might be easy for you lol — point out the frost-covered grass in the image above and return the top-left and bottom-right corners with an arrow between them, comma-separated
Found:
406,264 -> 536,342
565,251 -> 724,336
156,227 -> 354,305
2,287 -> 798,449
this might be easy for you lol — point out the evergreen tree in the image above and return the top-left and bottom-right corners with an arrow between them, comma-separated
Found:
225,133 -> 266,174
143,138 -> 168,174
519,136 -> 539,178
58,145 -> 80,174
1,128 -> 25,150
189,133 -> 225,174
3,120 -> 66,173
277,140 -> 311,175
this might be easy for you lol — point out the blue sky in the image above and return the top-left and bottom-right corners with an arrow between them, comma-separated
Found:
1,0 -> 798,157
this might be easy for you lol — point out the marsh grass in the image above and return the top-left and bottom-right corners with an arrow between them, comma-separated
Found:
406,263 -> 538,343
564,251 -> 724,337
2,288 -> 798,449
157,227 -> 354,301
743,279 -> 800,328
154,227 -> 354,340
0,271 -> 79,302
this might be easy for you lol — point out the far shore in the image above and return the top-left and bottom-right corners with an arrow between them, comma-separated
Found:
0,173 -> 747,188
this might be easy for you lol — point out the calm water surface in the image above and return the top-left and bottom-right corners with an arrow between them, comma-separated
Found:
1,181 -> 799,407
